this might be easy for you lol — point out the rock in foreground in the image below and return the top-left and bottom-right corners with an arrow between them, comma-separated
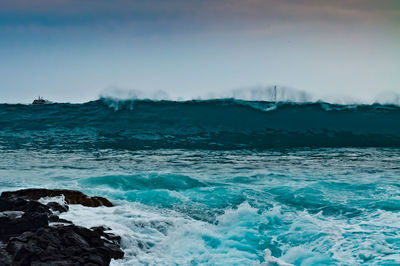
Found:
0,189 -> 123,266
1,188 -> 113,207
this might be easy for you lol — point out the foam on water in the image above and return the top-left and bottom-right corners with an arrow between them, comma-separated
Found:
61,202 -> 271,265
60,194 -> 400,265
1,148 -> 400,265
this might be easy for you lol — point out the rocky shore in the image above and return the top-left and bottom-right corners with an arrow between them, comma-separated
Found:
0,188 -> 124,266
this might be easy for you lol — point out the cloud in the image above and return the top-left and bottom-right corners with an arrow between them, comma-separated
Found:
1,0 -> 398,29
0,0 -> 398,45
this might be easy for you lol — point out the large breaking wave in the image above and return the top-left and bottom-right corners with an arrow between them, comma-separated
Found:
1,98 -> 400,149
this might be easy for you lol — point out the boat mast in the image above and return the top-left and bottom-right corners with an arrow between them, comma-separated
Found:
273,86 -> 277,103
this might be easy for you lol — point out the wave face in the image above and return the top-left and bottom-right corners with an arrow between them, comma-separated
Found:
1,98 -> 400,149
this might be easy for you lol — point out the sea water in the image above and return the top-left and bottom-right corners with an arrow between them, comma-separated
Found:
0,99 -> 399,265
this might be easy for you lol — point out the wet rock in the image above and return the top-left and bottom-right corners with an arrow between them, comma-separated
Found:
1,188 -> 113,207
91,226 -> 122,245
0,248 -> 12,266
47,201 -> 69,213
6,225 -> 123,266
0,198 -> 49,241
48,215 -> 74,224
103,241 -> 125,260
0,197 -> 52,215
0,211 -> 24,219
0,189 -> 123,265
91,226 -> 124,259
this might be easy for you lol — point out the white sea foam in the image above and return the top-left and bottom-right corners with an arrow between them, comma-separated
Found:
59,202 -> 273,265
38,195 -> 66,206
261,249 -> 293,266
57,196 -> 400,265
2,148 -> 400,265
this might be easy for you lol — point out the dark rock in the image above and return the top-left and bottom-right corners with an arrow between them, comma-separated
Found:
0,189 -> 123,265
0,209 -> 49,241
0,197 -> 51,215
1,188 -> 113,207
48,215 -> 73,224
103,242 -> 125,259
0,210 -> 24,219
57,218 -> 73,224
6,225 -> 123,266
48,213 -> 60,223
0,248 -> 12,266
47,201 -> 69,213
91,226 -> 122,244
0,197 -> 51,241
91,226 -> 124,259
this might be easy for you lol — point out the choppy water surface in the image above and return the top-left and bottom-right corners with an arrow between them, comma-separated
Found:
0,148 -> 399,265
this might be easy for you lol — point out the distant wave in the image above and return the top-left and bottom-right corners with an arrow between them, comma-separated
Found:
99,86 -> 400,105
0,98 -> 400,150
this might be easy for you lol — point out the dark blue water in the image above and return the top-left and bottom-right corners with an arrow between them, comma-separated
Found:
1,98 -> 400,150
0,99 -> 399,265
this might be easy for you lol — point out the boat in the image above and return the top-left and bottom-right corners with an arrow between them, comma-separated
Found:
32,96 -> 50,105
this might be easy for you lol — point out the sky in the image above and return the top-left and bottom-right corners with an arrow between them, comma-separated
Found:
0,0 -> 399,103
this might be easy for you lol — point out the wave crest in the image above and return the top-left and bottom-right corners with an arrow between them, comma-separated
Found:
1,98 -> 400,149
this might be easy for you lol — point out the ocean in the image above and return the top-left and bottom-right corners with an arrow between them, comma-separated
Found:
0,98 -> 399,265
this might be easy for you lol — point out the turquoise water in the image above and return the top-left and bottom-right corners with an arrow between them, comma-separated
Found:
1,148 -> 399,265
1,99 -> 399,264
